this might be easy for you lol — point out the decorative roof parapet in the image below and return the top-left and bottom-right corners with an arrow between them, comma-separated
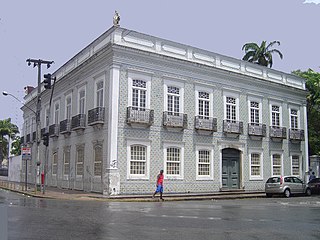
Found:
25,26 -> 306,103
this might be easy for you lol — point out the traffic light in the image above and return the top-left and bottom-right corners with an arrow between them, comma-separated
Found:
43,73 -> 52,89
42,132 -> 49,146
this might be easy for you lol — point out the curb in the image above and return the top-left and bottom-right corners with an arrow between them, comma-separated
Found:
1,185 -> 266,202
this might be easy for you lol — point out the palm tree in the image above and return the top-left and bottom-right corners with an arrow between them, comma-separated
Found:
0,118 -> 19,166
242,41 -> 283,68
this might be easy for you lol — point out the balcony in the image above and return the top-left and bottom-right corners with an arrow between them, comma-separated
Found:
88,107 -> 105,126
269,126 -> 287,140
289,129 -> 304,142
223,120 -> 243,135
26,134 -> 31,143
163,111 -> 187,129
71,114 -> 86,130
248,123 -> 266,137
127,107 -> 154,127
60,119 -> 71,134
194,116 -> 217,133
49,124 -> 59,137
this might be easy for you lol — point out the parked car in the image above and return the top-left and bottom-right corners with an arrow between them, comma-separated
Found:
308,177 -> 320,194
265,176 -> 312,198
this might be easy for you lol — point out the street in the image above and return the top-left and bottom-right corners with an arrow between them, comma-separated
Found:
1,189 -> 320,240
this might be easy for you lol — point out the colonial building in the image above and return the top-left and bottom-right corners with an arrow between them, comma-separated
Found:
21,25 -> 308,195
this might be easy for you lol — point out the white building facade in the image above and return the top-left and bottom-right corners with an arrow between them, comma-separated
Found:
21,26 -> 308,195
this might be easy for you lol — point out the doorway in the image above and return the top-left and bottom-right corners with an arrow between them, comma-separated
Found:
222,148 -> 241,189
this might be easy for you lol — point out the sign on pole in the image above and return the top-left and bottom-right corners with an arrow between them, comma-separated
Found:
22,147 -> 31,160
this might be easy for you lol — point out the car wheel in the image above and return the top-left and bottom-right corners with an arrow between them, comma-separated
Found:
284,189 -> 291,198
266,193 -> 272,198
306,188 -> 312,196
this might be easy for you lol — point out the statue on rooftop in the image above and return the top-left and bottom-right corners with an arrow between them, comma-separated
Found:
113,11 -> 120,27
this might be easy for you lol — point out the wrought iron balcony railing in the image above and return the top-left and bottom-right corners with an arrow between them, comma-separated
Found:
194,116 -> 217,132
127,107 -> 154,126
49,124 -> 59,137
88,107 -> 105,126
60,119 -> 71,134
223,120 -> 243,134
269,126 -> 287,139
163,111 -> 187,129
248,123 -> 266,137
71,114 -> 86,130
289,129 -> 304,141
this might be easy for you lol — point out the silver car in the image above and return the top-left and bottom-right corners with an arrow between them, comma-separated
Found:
265,176 -> 312,198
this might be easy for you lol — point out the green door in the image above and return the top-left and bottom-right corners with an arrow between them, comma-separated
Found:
222,148 -> 240,189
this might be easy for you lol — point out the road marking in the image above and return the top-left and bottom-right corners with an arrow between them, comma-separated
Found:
208,217 -> 222,220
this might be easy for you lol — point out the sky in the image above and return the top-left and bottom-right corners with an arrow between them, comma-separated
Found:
0,0 -> 319,132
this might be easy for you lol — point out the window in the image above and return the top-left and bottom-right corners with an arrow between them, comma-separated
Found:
251,153 -> 261,177
76,146 -> 84,176
164,80 -> 184,117
132,80 -> 146,111
52,152 -> 58,175
272,154 -> 282,176
63,147 -> 70,175
226,97 -> 236,122
224,91 -> 239,123
94,145 -> 102,176
198,92 -> 210,119
127,139 -> 150,179
290,109 -> 298,130
166,147 -> 180,175
198,150 -> 210,175
250,101 -> 260,124
130,145 -> 146,175
271,105 -> 280,127
196,148 -> 213,180
54,102 -> 60,124
164,143 -> 184,179
128,72 -> 151,110
65,95 -> 72,120
292,155 -> 300,176
79,88 -> 86,114
249,149 -> 263,180
167,86 -> 180,115
96,81 -> 104,107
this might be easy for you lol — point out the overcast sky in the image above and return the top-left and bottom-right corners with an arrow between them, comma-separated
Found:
1,0 -> 319,131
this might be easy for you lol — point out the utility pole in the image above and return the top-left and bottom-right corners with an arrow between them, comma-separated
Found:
26,58 -> 54,192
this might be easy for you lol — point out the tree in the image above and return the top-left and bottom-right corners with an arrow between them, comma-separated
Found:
11,136 -> 21,156
242,41 -> 283,68
0,118 -> 19,165
292,69 -> 320,155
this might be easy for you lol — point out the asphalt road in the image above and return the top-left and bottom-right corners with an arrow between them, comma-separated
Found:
1,189 -> 320,240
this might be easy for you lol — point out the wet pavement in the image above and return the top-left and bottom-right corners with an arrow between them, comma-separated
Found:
2,188 -> 320,240
0,179 -> 265,202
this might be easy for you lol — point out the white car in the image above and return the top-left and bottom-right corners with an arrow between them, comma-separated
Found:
265,176 -> 312,198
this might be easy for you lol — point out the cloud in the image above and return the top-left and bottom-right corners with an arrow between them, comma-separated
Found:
303,0 -> 320,4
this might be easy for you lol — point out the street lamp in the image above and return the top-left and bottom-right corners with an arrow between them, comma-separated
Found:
2,91 -> 36,115
2,90 -> 34,191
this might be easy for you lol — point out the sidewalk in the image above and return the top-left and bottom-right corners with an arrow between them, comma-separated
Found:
0,179 -> 266,202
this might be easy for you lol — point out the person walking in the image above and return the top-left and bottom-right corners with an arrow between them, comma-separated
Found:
152,170 -> 164,200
